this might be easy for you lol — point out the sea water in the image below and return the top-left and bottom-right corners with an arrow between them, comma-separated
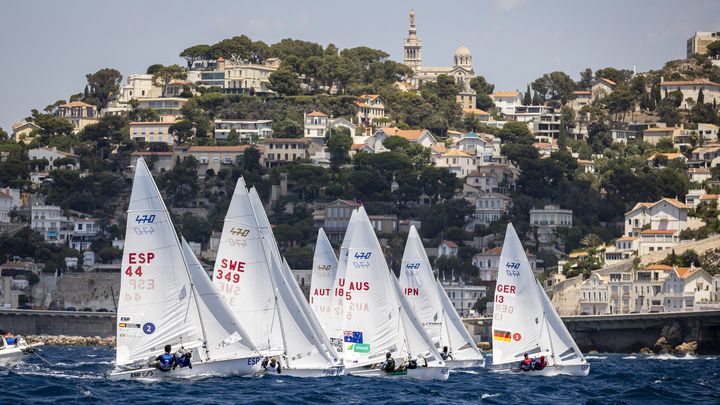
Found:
1,346 -> 718,404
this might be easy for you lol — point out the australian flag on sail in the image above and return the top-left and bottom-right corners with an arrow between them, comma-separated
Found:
343,330 -> 363,343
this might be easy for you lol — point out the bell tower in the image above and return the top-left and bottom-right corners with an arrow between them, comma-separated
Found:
403,9 -> 422,71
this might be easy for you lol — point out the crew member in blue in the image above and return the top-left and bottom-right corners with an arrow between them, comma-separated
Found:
174,351 -> 192,370
155,345 -> 176,371
533,355 -> 547,370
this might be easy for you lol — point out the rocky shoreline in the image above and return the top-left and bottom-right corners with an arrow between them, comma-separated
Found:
25,335 -> 115,346
639,337 -> 697,356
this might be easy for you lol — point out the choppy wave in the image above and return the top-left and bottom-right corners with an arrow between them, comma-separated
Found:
2,347 -> 718,404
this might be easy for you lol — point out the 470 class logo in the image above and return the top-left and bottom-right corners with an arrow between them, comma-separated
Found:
230,227 -> 250,237
135,214 -> 155,224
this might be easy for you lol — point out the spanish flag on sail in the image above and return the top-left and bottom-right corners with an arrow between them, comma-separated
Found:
493,329 -> 512,342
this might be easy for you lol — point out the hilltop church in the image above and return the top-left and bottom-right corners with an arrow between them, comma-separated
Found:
403,10 -> 477,110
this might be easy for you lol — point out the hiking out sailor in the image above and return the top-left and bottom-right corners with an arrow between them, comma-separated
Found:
519,353 -> 533,371
440,346 -> 453,361
4,333 -> 16,346
262,356 -> 281,374
380,352 -> 396,373
155,345 -> 176,371
174,349 -> 192,370
407,356 -> 418,370
533,355 -> 547,370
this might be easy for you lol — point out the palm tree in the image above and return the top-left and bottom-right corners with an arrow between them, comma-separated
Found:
580,233 -> 602,248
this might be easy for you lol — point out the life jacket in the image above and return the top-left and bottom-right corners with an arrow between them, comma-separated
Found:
522,358 -> 532,366
176,356 -> 191,368
384,358 -> 396,372
5,337 -> 15,345
158,353 -> 174,370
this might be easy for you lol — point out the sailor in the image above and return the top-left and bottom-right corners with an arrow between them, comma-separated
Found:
155,344 -> 176,372
4,333 -> 16,346
440,346 -> 453,361
380,352 -> 396,373
262,356 -> 281,374
533,355 -> 547,370
407,356 -> 418,370
174,350 -> 192,370
519,353 -> 533,371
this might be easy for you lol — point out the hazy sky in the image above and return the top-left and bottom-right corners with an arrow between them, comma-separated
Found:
2,0 -> 719,131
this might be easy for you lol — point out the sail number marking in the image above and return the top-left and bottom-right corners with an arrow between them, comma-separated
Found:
135,214 -> 155,224
496,284 -> 516,294
124,266 -> 143,277
215,258 -> 245,284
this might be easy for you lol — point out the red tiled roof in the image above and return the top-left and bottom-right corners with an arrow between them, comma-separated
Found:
442,240 -> 459,248
640,229 -> 676,235
306,111 -> 328,117
660,80 -> 720,87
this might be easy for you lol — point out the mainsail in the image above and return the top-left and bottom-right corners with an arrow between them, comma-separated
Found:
309,228 -> 338,336
116,157 -> 202,366
492,223 -> 585,367
325,209 -> 357,345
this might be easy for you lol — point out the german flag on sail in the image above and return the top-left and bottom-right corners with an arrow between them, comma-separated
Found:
493,329 -> 512,342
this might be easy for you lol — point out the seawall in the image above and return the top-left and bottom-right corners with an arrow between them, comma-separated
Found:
0,309 -> 115,337
465,310 -> 720,354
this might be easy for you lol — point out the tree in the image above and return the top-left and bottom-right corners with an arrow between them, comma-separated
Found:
326,128 -> 352,169
152,64 -> 188,97
580,233 -> 601,248
531,71 -> 576,103
0,127 -> 7,140
498,121 -> 534,145
706,40 -> 720,58
146,64 -> 163,75
578,68 -> 593,90
697,88 -> 705,104
601,84 -> 635,120
272,118 -> 302,137
469,75 -> 494,95
168,120 -> 195,145
268,68 -> 302,96
179,44 -> 211,68
594,67 -> 633,85
523,85 -> 532,105
85,68 -> 122,108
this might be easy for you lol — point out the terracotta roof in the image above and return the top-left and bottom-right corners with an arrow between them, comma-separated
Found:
381,128 -> 427,141
491,91 -> 521,98
659,198 -> 688,209
61,101 -> 95,108
441,240 -> 459,248
443,150 -> 472,157
645,264 -> 673,271
660,80 -> 720,87
188,146 -> 250,153
265,138 -> 308,144
569,251 -> 590,258
688,168 -> 711,174
628,198 -> 688,214
432,144 -> 447,153
355,102 -> 372,108
306,111 -> 328,117
699,194 -> 719,200
646,153 -> 685,161
617,236 -> 638,241
463,108 -> 490,116
675,267 -> 692,278
573,91 -> 592,95
360,94 -> 381,101
577,159 -> 594,165
217,57 -> 225,62
350,144 -> 365,150
597,78 -> 617,86
640,229 -> 676,235
478,247 -> 503,256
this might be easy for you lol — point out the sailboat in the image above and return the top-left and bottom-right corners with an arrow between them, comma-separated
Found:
399,226 -> 485,368
491,223 -> 589,376
212,178 -> 341,377
342,207 -> 448,380
308,227 -> 340,354
0,336 -> 43,365
109,157 -> 262,380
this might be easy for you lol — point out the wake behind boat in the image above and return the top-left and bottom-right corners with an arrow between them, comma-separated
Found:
398,226 -> 485,369
490,223 -> 589,377
108,157 -> 262,380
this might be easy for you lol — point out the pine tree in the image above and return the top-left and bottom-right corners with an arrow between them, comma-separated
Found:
532,91 -> 541,106
523,85 -> 532,105
698,88 -> 705,104
558,124 -> 568,150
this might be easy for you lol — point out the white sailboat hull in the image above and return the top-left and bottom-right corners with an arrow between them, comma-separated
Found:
493,362 -> 590,377
346,366 -> 449,380
266,365 -> 344,377
107,357 -> 263,380
0,343 -> 44,365
446,358 -> 485,369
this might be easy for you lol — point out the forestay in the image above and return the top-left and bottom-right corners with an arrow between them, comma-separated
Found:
342,207 -> 407,367
116,157 -> 204,366
309,228 -> 338,337
491,223 -> 546,366
212,178 -> 284,355
179,238 -> 258,362
326,209 -> 357,346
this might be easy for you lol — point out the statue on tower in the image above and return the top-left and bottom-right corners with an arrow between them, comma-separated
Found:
410,9 -> 415,26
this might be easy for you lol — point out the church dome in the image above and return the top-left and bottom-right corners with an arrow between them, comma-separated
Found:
455,45 -> 471,58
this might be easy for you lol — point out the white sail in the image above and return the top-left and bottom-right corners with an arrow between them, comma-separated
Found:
116,157 -> 204,366
491,223 -> 546,365
247,187 -> 339,368
179,238 -> 258,361
309,228 -> 338,336
326,209 -> 357,345
342,207 -> 409,367
435,278 -> 484,362
398,226 -> 443,346
492,223 -> 586,370
212,178 -> 284,355
536,279 -> 586,366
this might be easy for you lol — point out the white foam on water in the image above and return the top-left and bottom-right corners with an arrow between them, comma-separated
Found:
455,369 -> 479,375
482,393 -> 500,399
648,353 -> 697,361
622,356 -> 637,360
585,356 -> 607,359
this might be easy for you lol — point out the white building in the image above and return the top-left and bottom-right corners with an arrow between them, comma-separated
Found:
119,74 -> 160,102
529,205 -> 573,245
31,205 -> 72,244
453,131 -> 501,164
214,119 -> 273,141
490,91 -> 523,115
29,147 -> 79,170
687,31 -> 720,57
660,79 -> 720,109
473,246 -> 537,282
570,90 -> 593,111
604,236 -> 639,264
470,192 -> 511,225
439,279 -> 486,317
624,198 -> 688,237
135,98 -> 188,123
0,188 -> 21,223
579,273 -> 609,315
372,127 -> 437,149
355,94 -> 387,127
434,150 -> 476,177
71,218 -> 100,251
195,57 -> 279,95
591,78 -> 616,100
438,240 -> 459,257
56,101 -> 99,133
